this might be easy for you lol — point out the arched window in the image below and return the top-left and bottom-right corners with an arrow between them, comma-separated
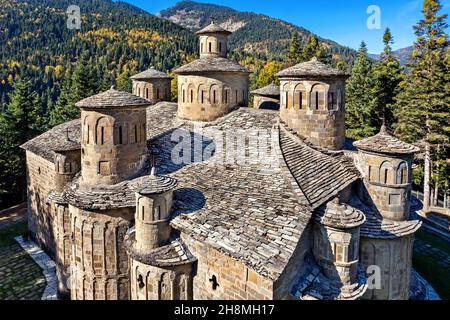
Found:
397,162 -> 408,184
311,84 -> 326,110
210,84 -> 220,105
198,84 -> 207,104
294,83 -> 307,110
379,161 -> 392,185
96,117 -> 109,145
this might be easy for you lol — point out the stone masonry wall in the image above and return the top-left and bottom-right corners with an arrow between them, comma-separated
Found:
181,233 -> 274,300
360,235 -> 413,300
177,73 -> 248,122
25,151 -> 58,257
130,260 -> 193,300
279,79 -> 346,150
132,79 -> 171,104
70,205 -> 134,300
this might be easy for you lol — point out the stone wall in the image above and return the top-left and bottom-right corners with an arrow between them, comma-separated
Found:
25,151 -> 58,257
53,202 -> 72,297
69,205 -> 134,300
279,79 -> 346,150
199,34 -> 228,58
181,233 -> 274,300
132,79 -> 171,104
130,260 -> 193,300
360,235 -> 413,300
357,151 -> 413,221
80,108 -> 147,186
177,73 -> 248,122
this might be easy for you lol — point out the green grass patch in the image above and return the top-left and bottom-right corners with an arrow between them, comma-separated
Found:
413,230 -> 450,300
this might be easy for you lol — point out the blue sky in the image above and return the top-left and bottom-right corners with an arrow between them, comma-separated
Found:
124,0 -> 450,54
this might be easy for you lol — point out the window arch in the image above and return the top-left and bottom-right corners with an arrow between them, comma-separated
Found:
95,117 -> 110,145
328,91 -> 337,110
223,86 -> 231,104
198,84 -> 207,104
210,84 -> 221,105
310,84 -> 326,110
379,161 -> 392,185
293,83 -> 307,110
396,162 -> 408,184
282,83 -> 290,109
83,116 -> 90,144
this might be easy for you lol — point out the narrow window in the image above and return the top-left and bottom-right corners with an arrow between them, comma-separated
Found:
299,92 -> 303,109
235,90 -> 238,103
87,125 -> 90,144
138,87 -> 141,97
213,91 -> 216,104
209,42 -> 212,52
146,88 -> 149,99
157,88 -> 160,99
201,43 -> 204,53
219,42 -> 222,52
141,206 -> 145,220
119,126 -> 123,144
69,162 -> 72,173
201,91 -> 204,104
384,168 -> 388,184
285,92 -> 289,108
315,92 -> 319,110
100,127 -> 105,145
190,90 -> 193,103
328,92 -> 335,110
134,125 -> 138,143
368,166 -> 372,182
225,90 -> 228,103
183,90 -> 185,103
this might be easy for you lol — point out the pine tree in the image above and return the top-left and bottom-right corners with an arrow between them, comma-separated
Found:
301,35 -> 320,62
394,0 -> 449,209
287,34 -> 302,65
0,80 -> 43,206
372,28 -> 404,130
345,42 -> 378,139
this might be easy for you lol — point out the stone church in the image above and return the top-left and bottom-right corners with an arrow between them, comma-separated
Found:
21,23 -> 424,300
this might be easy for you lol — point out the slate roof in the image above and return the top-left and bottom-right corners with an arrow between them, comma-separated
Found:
196,22 -> 231,35
291,255 -> 368,300
137,175 -> 178,195
314,199 -> 366,229
349,196 -> 422,239
20,119 -> 81,162
174,57 -> 249,74
279,125 -> 361,209
75,88 -> 151,109
277,57 -> 349,79
131,68 -> 173,80
125,230 -> 196,267
353,125 -> 420,155
251,83 -> 280,97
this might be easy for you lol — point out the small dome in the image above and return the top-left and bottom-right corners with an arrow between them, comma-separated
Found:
196,22 -> 232,35
251,83 -> 280,97
174,57 -> 248,74
137,175 -> 178,195
131,67 -> 173,80
314,199 -> 366,229
277,57 -> 349,79
353,125 -> 420,155
75,88 -> 151,109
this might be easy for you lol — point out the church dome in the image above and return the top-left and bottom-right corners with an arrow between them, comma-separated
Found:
75,87 -> 150,109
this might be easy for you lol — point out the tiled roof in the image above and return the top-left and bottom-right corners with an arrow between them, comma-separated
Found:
125,230 -> 196,267
196,22 -> 231,35
131,68 -> 173,80
353,125 -> 420,155
75,88 -> 151,109
174,57 -> 248,74
314,199 -> 366,229
137,175 -> 178,195
277,57 -> 349,78
20,119 -> 81,162
279,125 -> 361,209
251,83 -> 280,97
349,196 -> 422,239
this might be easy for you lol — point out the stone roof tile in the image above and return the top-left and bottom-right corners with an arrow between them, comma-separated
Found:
251,83 -> 280,97
353,125 -> 420,155
75,88 -> 150,109
314,199 -> 366,229
174,57 -> 248,74
277,57 -> 349,78
131,67 -> 173,80
196,22 -> 231,35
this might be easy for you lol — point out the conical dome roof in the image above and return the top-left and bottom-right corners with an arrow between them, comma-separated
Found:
277,57 -> 349,78
314,199 -> 366,229
196,22 -> 231,35
353,125 -> 420,155
137,175 -> 178,195
251,83 -> 280,96
75,87 -> 150,109
131,67 -> 173,80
